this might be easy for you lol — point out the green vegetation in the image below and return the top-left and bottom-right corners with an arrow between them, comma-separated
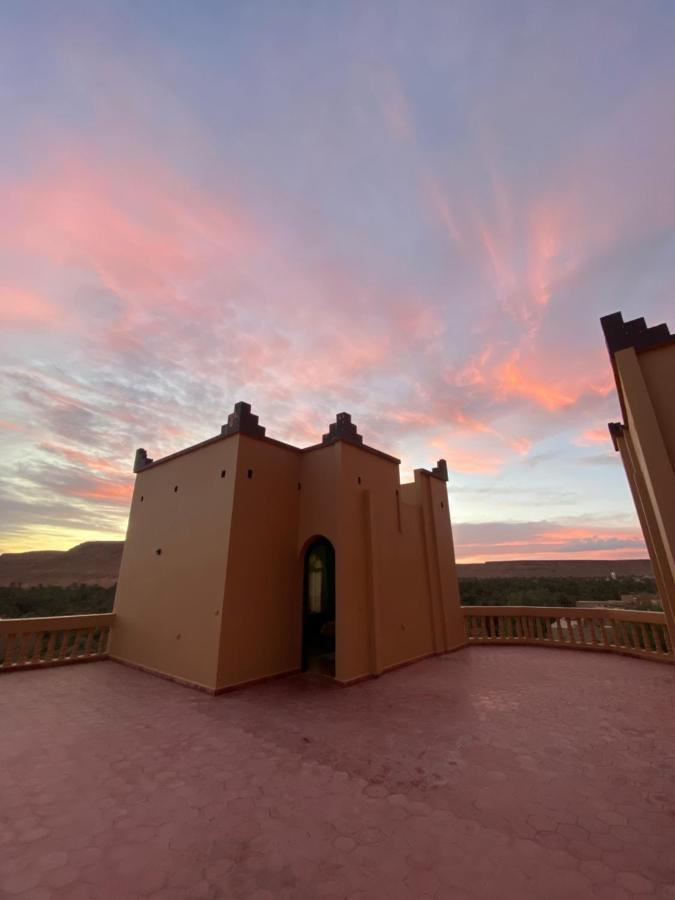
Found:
459,576 -> 659,609
0,584 -> 115,619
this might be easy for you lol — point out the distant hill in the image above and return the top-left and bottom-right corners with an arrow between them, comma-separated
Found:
457,559 -> 653,578
0,540 -> 653,586
0,541 -> 124,587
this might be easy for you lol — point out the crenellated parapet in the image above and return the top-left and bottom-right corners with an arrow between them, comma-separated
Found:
133,448 -> 154,473
431,459 -> 449,482
322,412 -> 363,447
601,311 -> 674,356
607,422 -> 624,451
221,401 -> 266,439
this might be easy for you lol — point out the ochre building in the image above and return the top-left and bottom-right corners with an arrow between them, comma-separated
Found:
602,311 -> 675,640
110,405 -> 465,692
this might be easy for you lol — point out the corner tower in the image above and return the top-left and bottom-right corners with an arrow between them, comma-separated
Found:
601,311 -> 675,641
110,404 -> 465,692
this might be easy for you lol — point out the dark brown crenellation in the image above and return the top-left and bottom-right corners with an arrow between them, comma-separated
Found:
221,401 -> 266,439
133,448 -> 154,473
322,412 -> 364,447
431,459 -> 449,482
607,421 -> 624,452
601,311 -> 673,356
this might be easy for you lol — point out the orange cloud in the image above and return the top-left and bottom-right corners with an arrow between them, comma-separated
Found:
0,149 -> 257,325
575,427 -> 610,447
0,287 -> 59,325
494,352 -> 575,411
74,480 -> 134,503
40,442 -> 129,478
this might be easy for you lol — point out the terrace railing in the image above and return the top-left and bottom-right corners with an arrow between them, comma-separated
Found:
463,605 -> 672,663
0,613 -> 115,672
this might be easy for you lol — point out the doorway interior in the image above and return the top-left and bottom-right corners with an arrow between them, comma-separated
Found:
302,537 -> 336,677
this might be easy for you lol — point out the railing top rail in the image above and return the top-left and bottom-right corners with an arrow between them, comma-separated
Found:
462,605 -> 666,623
0,613 -> 115,634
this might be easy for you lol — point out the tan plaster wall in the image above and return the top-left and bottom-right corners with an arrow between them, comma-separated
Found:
332,443 -> 398,681
328,444 -> 465,681
377,498 -> 436,669
111,429 -> 465,692
111,437 -> 238,690
216,435 -> 302,689
615,346 -> 675,634
427,475 -> 466,649
639,346 -> 675,468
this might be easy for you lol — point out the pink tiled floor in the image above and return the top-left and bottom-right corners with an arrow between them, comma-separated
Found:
1,647 -> 675,899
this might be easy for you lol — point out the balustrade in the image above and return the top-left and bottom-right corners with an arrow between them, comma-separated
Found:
463,605 -> 672,662
0,613 -> 115,671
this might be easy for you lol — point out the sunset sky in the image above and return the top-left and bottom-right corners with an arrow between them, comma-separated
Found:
1,1 -> 674,561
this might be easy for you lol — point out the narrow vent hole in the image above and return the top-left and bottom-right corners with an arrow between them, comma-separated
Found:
247,469 -> 253,479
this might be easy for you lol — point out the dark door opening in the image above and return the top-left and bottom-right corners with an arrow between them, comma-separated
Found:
302,538 -> 336,677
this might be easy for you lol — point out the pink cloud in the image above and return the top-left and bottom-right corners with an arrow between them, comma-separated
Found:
575,428 -> 610,447
454,520 -> 647,563
0,287 -> 60,326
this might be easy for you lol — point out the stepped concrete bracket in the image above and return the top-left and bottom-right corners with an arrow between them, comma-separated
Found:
431,459 -> 449,482
322,412 -> 364,447
221,401 -> 266,439
133,448 -> 154,473
601,311 -> 674,356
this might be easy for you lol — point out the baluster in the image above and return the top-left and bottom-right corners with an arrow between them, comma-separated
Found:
638,624 -> 650,654
626,622 -> 638,650
68,629 -> 81,658
96,626 -> 110,655
575,617 -> 584,645
661,625 -> 671,657
16,632 -> 31,665
31,631 -> 44,663
1,633 -> 16,667
57,630 -> 71,659
44,630 -> 58,662
586,616 -> 598,647
83,627 -> 95,657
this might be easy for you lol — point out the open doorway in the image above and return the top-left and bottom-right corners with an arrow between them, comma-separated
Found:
302,537 -> 336,677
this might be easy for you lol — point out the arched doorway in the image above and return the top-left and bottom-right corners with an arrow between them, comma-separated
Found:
302,537 -> 336,677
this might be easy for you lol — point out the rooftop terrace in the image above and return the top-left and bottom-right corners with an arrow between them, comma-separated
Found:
2,644 -> 675,900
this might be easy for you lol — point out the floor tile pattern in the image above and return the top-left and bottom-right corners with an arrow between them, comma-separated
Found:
1,647 -> 674,899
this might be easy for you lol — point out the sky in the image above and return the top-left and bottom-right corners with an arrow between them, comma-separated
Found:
1,1 -> 674,561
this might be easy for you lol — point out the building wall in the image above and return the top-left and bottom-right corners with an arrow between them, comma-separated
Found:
110,437 -> 239,690
216,435 -> 302,690
112,423 -> 466,692
613,344 -> 675,638
638,345 -> 675,467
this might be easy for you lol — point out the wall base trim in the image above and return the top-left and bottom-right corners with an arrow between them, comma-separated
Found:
110,656 -> 304,695
109,656 -> 217,694
337,642 -> 469,686
214,667 -> 302,694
